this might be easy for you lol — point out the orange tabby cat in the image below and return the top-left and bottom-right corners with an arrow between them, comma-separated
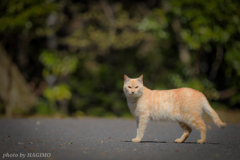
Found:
123,75 -> 226,144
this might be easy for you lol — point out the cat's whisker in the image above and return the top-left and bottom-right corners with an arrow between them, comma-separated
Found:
121,93 -> 126,100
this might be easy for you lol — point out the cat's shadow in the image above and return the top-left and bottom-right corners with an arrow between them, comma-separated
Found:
123,140 -> 167,144
123,140 -> 166,144
123,140 -> 221,145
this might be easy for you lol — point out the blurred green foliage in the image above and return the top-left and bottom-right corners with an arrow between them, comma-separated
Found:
1,0 -> 240,117
0,0 -> 55,32
40,50 -> 78,77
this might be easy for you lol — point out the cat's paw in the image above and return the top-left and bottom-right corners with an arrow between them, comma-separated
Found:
219,122 -> 226,128
132,138 -> 141,143
174,138 -> 183,143
197,139 -> 205,144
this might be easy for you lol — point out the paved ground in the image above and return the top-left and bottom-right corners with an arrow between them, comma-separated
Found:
0,118 -> 240,160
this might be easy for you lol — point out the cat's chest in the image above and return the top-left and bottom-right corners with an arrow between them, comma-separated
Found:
127,102 -> 137,115
127,102 -> 136,110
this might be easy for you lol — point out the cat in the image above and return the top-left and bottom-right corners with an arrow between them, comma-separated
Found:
123,75 -> 226,144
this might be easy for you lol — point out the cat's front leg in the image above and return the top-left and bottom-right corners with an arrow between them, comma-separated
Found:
132,115 -> 149,143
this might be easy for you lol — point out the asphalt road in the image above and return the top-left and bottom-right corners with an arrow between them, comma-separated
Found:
0,118 -> 239,160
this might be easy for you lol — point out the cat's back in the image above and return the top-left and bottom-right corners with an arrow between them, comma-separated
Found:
152,87 -> 204,97
145,87 -> 205,104
172,87 -> 205,99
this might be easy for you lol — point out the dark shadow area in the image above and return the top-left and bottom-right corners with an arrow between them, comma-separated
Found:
183,142 -> 221,145
123,140 -> 221,145
140,141 -> 167,144
123,140 -> 167,143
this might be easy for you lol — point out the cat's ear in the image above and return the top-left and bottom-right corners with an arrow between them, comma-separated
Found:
124,75 -> 130,82
138,75 -> 143,84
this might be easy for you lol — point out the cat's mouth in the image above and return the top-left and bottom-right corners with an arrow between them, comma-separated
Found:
130,92 -> 139,97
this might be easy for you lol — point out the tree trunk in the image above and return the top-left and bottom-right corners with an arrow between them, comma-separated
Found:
0,44 -> 36,117
171,18 -> 190,66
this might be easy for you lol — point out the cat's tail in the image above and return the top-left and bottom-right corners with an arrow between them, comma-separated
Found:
202,98 -> 226,128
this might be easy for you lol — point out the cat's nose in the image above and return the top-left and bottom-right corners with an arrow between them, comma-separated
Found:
131,89 -> 135,94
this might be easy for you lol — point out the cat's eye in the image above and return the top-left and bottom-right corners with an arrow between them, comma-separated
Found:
128,86 -> 132,89
135,86 -> 139,88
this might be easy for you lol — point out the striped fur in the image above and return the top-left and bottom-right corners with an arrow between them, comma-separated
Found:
123,75 -> 226,144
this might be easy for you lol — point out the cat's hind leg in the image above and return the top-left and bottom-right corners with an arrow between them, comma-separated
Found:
194,119 -> 206,144
175,122 -> 192,143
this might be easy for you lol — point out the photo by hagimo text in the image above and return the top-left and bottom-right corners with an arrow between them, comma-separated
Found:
123,75 -> 226,144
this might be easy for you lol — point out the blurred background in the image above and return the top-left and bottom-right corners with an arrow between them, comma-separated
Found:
0,0 -> 240,119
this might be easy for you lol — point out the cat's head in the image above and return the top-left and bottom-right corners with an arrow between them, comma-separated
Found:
123,75 -> 144,97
